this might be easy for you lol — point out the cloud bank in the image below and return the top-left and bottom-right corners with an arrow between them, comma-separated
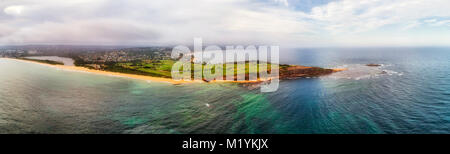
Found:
1,0 -> 450,47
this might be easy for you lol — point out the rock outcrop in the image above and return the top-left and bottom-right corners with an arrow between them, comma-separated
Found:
366,64 -> 381,67
279,65 -> 337,79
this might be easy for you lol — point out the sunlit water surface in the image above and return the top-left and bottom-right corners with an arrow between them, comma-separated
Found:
0,48 -> 449,133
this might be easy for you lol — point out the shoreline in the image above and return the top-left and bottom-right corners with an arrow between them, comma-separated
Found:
2,58 -> 346,84
3,58 -> 188,84
2,58 -> 268,84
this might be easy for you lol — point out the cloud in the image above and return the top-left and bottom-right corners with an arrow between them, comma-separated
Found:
274,0 -> 289,6
309,0 -> 450,33
306,0 -> 450,46
402,21 -> 422,31
424,19 -> 450,27
0,0 -> 314,46
1,0 -> 450,47
3,5 -> 25,16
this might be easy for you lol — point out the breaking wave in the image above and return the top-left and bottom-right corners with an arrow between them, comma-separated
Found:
325,64 -> 403,80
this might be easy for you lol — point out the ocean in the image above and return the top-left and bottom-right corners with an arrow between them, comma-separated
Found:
0,47 -> 449,134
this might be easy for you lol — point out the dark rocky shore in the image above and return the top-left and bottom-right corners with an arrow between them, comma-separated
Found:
279,65 -> 337,79
241,65 -> 344,90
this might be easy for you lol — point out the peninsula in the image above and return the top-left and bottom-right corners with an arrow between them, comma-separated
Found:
1,46 -> 344,84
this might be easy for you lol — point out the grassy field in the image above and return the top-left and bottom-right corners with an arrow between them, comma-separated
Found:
96,59 -> 290,79
115,60 -> 174,78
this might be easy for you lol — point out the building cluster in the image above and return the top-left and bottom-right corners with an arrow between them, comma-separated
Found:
0,46 -> 173,64
0,49 -> 26,57
78,49 -> 171,63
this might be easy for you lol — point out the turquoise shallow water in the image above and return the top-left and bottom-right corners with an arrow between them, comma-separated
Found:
0,47 -> 449,134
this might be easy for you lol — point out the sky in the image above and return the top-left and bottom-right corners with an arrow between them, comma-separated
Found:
1,0 -> 450,47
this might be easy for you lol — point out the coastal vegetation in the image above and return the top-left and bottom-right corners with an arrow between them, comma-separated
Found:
18,57 -> 64,65
75,59 -> 336,80
103,60 -> 174,78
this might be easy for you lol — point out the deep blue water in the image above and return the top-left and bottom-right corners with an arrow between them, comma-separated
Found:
0,47 -> 449,134
276,47 -> 450,133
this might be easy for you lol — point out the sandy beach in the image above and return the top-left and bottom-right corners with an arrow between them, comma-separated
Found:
3,58 -> 189,84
